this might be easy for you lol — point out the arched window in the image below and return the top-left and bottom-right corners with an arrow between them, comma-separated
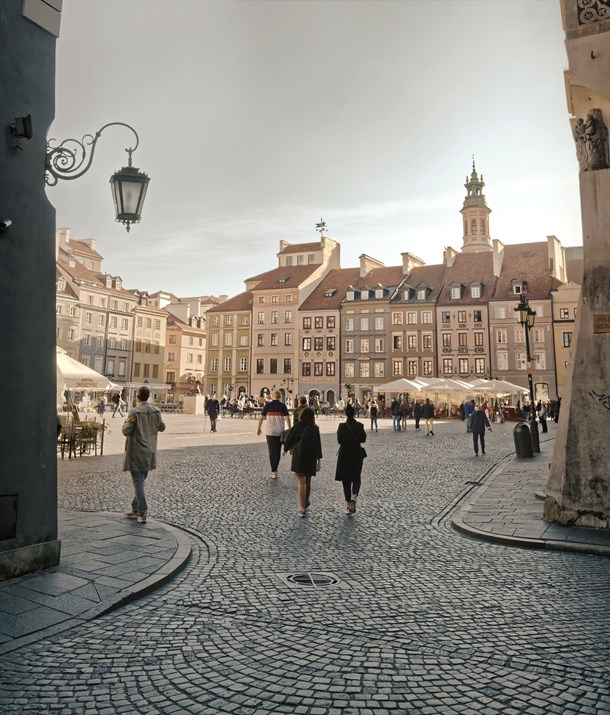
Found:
480,218 -> 485,235
471,219 -> 477,235
464,219 -> 468,235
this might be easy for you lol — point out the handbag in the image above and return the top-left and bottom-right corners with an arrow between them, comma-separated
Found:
280,428 -> 290,444
346,421 -> 367,459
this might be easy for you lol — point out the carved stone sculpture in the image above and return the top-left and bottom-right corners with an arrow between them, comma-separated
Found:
573,108 -> 609,171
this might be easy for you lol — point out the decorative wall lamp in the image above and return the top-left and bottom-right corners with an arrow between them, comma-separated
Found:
514,294 -> 540,453
45,122 -> 150,232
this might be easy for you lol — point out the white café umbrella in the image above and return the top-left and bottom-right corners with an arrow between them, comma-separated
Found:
421,377 -> 475,393
56,347 -> 115,392
376,377 -> 428,393
470,378 -> 529,395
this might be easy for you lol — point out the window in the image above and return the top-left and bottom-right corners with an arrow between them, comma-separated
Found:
154,319 -> 161,330
270,358 -> 277,374
285,256 -> 292,266
393,360 -> 403,376
210,358 -> 218,372
442,333 -> 451,347
360,317 -> 369,331
480,218 -> 485,234
360,338 -> 370,353
473,310 -> 482,323
152,365 -> 159,379
451,286 -> 461,299
314,316 -> 323,329
407,334 -> 417,350
422,334 -> 432,350
271,333 -> 278,347
326,362 -> 335,376
56,326 -> 61,339
459,357 -> 469,374
284,358 -> 291,374
441,358 -> 452,374
240,357 -> 248,372
167,371 -> 175,383
314,362 -> 323,377
535,352 -> 546,370
257,312 -> 265,324
137,316 -> 143,327
471,219 -> 477,234
559,308 -> 569,319
562,332 -> 572,347
474,358 -> 485,375
375,317 -> 384,330
327,316 -> 335,329
224,357 -> 232,372
471,286 -> 481,299
146,318 -> 152,329
96,336 -> 104,348
303,317 -> 312,329
533,328 -> 545,343
392,312 -> 403,325
120,339 -> 127,351
458,333 -> 468,347
346,291 -> 355,301
212,316 -> 220,325
258,296 -> 266,304
417,289 -> 426,300
374,362 -> 384,378
344,362 -> 355,378
457,310 -> 466,323
515,327 -> 525,343
360,362 -> 370,378
495,306 -> 506,320
70,306 -> 77,317
240,335 -> 248,346
211,334 -> 219,347
302,337 -> 312,351
297,255 -> 304,265
442,312 -> 450,324
167,351 -> 176,362
121,318 -> 128,330
225,333 -> 233,346
285,310 -> 292,324
345,319 -> 354,331
326,336 -> 336,351
197,355 -> 203,364
513,284 -> 522,295
257,334 -> 264,347
271,311 -> 278,324
421,311 -> 432,324
407,360 -> 418,376
133,362 -> 141,377
496,329 -> 507,344
68,328 -> 75,341
302,362 -> 311,376
82,354 -> 90,366
496,353 -> 508,371
308,254 -> 315,264
225,316 -> 233,326
314,337 -> 324,351
286,294 -> 293,303
423,359 -> 433,375
374,338 -> 384,353
271,295 -> 279,304
392,334 -> 403,350
56,305 -> 62,315
85,312 -> 93,325
284,333 -> 292,346
345,339 -> 354,354
241,316 -> 249,326
474,332 -> 484,347
256,359 -> 264,374
110,316 -> 118,328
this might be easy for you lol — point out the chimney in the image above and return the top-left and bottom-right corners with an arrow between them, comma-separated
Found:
443,246 -> 458,268
401,252 -> 426,275
492,239 -> 505,277
358,254 -> 385,278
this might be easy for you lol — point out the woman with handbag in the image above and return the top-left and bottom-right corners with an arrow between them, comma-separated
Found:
335,403 -> 367,514
283,407 -> 322,518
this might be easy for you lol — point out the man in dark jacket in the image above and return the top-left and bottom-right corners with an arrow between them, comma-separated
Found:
391,398 -> 402,431
413,400 -> 422,431
206,394 -> 220,432
470,404 -> 492,456
422,398 -> 435,436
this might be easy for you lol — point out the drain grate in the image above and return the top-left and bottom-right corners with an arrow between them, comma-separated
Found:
278,571 -> 345,589
286,572 -> 339,587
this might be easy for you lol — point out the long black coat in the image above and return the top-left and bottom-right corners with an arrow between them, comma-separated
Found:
283,422 -> 322,476
335,418 -> 367,482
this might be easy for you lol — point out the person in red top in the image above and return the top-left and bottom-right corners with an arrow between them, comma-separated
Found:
257,390 -> 291,479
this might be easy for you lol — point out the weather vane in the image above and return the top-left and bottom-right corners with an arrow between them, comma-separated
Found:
315,218 -> 327,237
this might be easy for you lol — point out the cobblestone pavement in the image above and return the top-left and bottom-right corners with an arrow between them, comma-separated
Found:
1,416 -> 609,714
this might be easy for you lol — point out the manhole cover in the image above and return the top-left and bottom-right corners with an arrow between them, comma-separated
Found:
284,572 -> 339,587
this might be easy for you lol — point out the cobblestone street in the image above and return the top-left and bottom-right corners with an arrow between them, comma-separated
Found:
1,415 -> 609,714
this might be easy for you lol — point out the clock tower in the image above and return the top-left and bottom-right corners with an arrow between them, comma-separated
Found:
460,159 -> 492,253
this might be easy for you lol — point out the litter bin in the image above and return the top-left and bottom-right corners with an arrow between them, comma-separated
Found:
513,422 -> 534,458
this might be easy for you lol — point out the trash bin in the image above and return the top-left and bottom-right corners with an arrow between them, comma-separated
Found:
513,422 -> 534,458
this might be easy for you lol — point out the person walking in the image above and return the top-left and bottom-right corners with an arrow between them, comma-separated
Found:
111,392 -> 124,418
413,400 -> 422,431
283,407 -> 322,518
470,403 -> 492,456
122,385 -> 166,524
539,401 -> 548,433
206,394 -> 220,433
391,398 -> 402,432
257,390 -> 291,479
422,398 -> 435,435
96,396 -> 106,417
369,400 -> 379,432
464,399 -> 475,433
335,403 -> 367,514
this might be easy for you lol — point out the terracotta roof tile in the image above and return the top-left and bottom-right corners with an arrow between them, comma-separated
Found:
437,252 -> 497,304
278,241 -> 322,254
300,268 -> 362,310
493,243 -> 556,300
246,264 -> 320,290
206,291 -> 253,313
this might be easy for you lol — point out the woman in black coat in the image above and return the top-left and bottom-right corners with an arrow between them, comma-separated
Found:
335,403 -> 367,514
283,407 -> 322,518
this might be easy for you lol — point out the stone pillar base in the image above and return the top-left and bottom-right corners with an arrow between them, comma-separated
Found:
0,540 -> 61,582
544,495 -> 609,528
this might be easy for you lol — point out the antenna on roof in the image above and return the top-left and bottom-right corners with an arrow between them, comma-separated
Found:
315,218 -> 327,237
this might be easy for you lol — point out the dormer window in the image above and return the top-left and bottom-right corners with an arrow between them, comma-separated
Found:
278,277 -> 289,284
403,289 -> 411,301
471,285 -> 481,299
417,289 -> 426,300
57,279 -> 65,292
375,288 -> 383,299
513,284 -> 522,294
297,255 -> 304,265
346,291 -> 355,301
450,286 -> 461,300
324,289 -> 337,297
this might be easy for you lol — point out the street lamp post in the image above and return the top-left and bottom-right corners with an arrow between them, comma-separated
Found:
514,294 -> 540,453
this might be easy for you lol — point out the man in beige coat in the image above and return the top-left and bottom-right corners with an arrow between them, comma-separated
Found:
122,385 -> 166,524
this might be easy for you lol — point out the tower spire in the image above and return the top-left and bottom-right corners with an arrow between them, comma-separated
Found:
460,158 -> 492,253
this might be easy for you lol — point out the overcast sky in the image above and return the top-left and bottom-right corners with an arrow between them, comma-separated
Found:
50,0 -> 580,300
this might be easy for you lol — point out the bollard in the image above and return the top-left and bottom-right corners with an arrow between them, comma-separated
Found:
513,422 -> 534,458
530,418 -> 540,453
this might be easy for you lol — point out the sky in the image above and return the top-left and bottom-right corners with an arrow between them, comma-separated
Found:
49,0 -> 581,300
